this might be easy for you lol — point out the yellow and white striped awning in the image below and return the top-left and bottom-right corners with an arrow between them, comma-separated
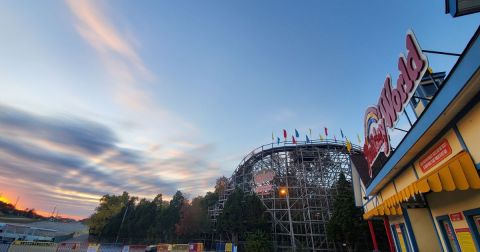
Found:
363,151 -> 480,219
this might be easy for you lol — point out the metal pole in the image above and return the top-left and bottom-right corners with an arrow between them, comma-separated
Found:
285,193 -> 296,251
115,205 -> 129,244
383,216 -> 395,252
422,50 -> 461,57
284,158 -> 296,251
368,220 -> 379,251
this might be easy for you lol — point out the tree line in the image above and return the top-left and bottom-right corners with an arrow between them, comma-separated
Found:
87,173 -> 381,251
86,176 -> 272,251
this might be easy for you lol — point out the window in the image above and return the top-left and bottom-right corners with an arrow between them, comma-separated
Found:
464,208 -> 480,251
391,223 -> 411,252
437,215 -> 461,252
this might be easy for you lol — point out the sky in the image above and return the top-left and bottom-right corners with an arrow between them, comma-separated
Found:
0,1 -> 478,219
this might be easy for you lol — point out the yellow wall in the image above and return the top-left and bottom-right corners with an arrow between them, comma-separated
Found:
381,182 -> 397,199
457,101 -> 480,165
414,101 -> 425,117
427,189 -> 480,251
406,208 -> 442,252
393,166 -> 417,192
413,129 -> 464,178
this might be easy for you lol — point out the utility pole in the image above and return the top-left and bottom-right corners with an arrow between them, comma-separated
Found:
14,196 -> 19,209
115,205 -> 129,244
51,206 -> 57,219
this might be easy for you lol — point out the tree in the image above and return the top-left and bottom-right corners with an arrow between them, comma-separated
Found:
88,192 -> 131,240
218,188 -> 269,245
162,191 -> 185,242
245,230 -> 273,252
214,176 -> 229,195
327,173 -> 368,252
175,196 -> 209,241
218,188 -> 245,244
87,190 -> 218,244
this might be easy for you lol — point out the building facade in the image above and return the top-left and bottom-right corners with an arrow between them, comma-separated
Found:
354,27 -> 480,252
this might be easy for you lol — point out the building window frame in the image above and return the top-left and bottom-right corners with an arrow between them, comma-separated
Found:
463,208 -> 480,251
390,223 -> 411,252
390,224 -> 401,252
436,215 -> 461,252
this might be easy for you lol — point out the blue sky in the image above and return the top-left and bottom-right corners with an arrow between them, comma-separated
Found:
0,1 -> 478,218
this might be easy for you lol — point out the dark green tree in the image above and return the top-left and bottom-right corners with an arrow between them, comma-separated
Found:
218,188 -> 269,245
88,192 -> 131,240
162,191 -> 185,242
327,173 -> 368,252
245,230 -> 273,252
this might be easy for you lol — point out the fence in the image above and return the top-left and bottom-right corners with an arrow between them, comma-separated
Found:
7,241 -> 57,252
0,242 -> 222,252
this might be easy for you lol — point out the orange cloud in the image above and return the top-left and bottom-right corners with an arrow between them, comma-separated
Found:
66,0 -> 155,112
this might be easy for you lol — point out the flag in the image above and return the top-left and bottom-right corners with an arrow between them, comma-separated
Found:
319,134 -> 324,141
283,129 -> 287,139
346,139 -> 352,153
306,135 -> 310,143
272,132 -> 274,141
292,136 -> 297,144
295,129 -> 299,138
277,137 -> 281,145
357,134 -> 362,144
309,128 -> 312,136
340,129 -> 344,139
324,127 -> 328,136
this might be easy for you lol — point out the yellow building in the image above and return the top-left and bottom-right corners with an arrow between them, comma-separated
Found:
354,27 -> 480,252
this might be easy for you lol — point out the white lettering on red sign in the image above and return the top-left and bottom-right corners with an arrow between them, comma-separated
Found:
419,139 -> 452,173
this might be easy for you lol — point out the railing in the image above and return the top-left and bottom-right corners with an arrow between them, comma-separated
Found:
232,138 -> 363,178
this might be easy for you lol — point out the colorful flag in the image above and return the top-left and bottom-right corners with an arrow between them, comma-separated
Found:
306,135 -> 310,143
277,137 -> 281,145
346,139 -> 352,153
295,129 -> 299,138
283,129 -> 287,139
272,132 -> 274,141
309,128 -> 312,136
324,127 -> 328,136
292,136 -> 297,144
357,134 -> 362,144
319,134 -> 324,140
340,129 -> 344,139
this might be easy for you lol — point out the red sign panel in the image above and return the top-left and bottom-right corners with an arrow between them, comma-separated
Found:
450,212 -> 464,222
455,228 -> 471,233
363,30 -> 429,178
254,170 -> 275,195
419,139 -> 452,173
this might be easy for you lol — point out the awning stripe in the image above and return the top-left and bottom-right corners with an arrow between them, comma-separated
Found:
363,151 -> 480,220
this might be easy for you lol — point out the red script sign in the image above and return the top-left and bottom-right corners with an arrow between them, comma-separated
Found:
363,30 -> 428,176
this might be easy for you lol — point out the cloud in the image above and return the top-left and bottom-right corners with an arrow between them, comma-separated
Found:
0,104 -> 117,156
65,0 -> 156,112
0,104 -> 220,218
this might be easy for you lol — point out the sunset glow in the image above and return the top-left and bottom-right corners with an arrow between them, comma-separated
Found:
0,0 -> 477,219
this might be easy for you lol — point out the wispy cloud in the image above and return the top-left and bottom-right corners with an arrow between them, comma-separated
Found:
0,105 -> 220,218
66,0 -> 155,112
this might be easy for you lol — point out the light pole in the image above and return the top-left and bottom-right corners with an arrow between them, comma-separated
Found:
280,187 -> 296,251
115,205 -> 129,244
